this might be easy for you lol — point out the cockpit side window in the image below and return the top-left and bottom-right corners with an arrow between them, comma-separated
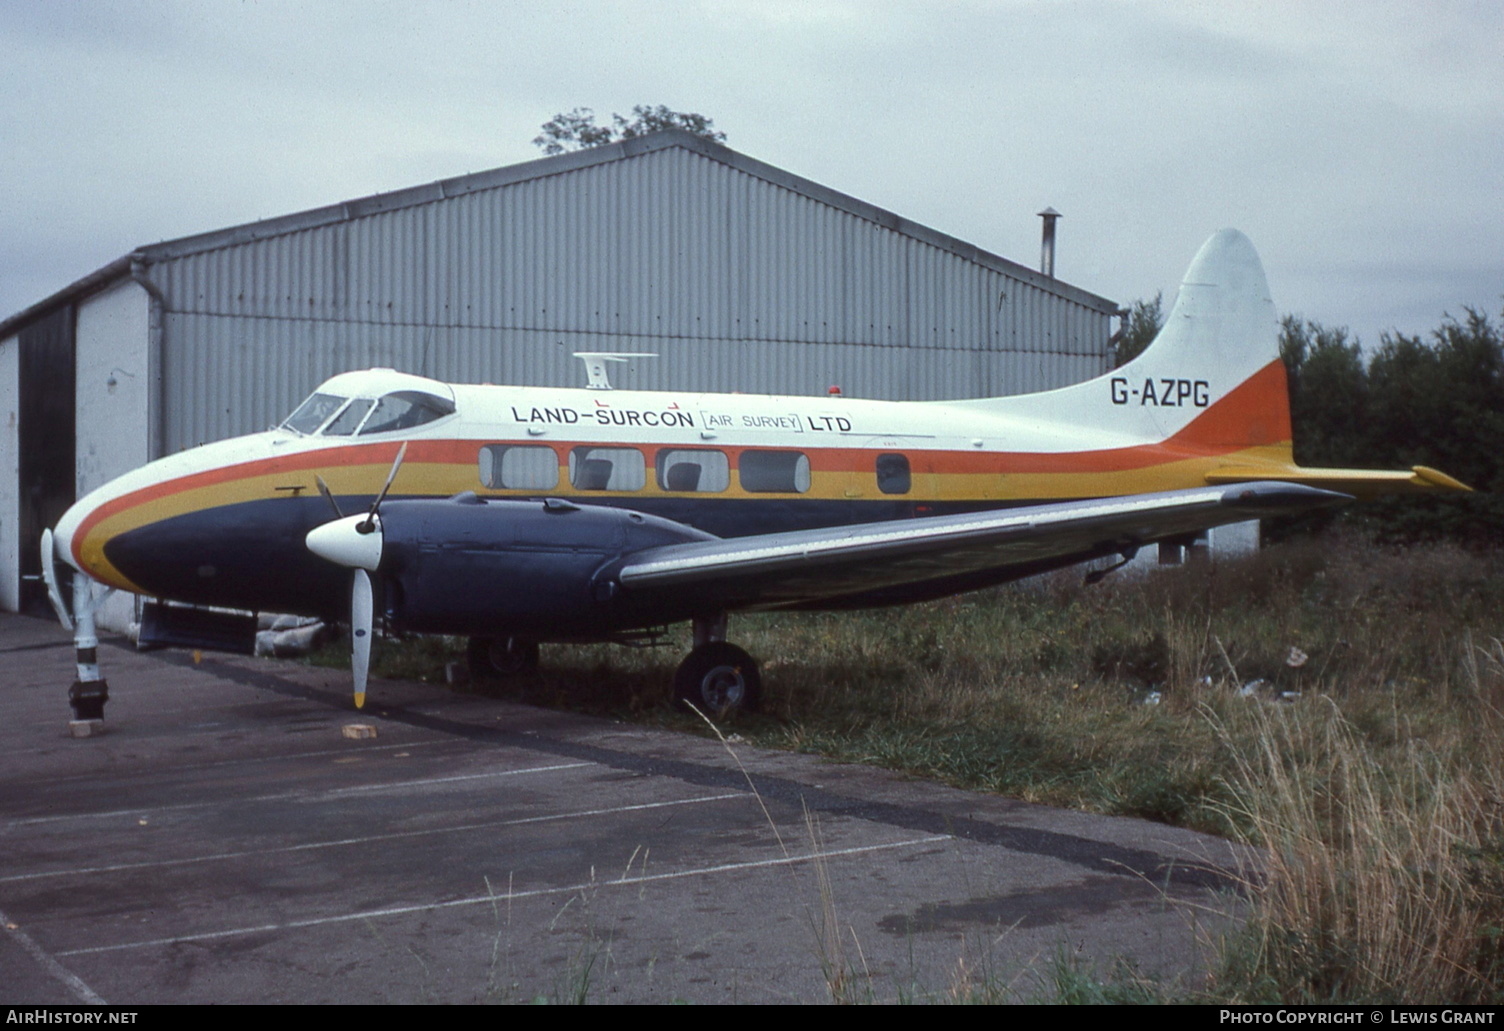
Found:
357,391 -> 456,435
281,393 -> 347,435
322,398 -> 375,436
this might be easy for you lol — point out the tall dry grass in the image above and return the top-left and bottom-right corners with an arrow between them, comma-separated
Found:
1210,698 -> 1504,1003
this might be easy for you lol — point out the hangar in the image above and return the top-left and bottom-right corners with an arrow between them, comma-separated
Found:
0,129 -> 1120,624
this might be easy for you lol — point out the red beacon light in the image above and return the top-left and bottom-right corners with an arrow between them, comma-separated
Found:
827,385 -> 843,396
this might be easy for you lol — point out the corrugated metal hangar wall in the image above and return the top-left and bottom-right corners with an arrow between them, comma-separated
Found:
0,129 -> 1119,612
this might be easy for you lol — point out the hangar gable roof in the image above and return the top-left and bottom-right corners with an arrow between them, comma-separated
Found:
1,130 -> 1116,340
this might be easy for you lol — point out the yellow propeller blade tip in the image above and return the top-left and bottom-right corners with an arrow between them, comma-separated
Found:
354,693 -> 366,709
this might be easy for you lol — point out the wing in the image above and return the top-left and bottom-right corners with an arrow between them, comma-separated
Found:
617,482 -> 1349,611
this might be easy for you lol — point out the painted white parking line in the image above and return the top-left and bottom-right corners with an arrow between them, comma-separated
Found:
31,735 -> 457,789
0,792 -> 746,884
1,906 -> 106,1004
57,835 -> 951,956
9,761 -> 594,827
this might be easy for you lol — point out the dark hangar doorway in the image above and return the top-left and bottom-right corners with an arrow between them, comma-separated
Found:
18,305 -> 76,616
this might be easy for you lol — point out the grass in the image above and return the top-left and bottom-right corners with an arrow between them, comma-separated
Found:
313,535 -> 1504,1003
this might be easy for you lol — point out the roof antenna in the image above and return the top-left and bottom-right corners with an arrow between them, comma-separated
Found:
573,352 -> 658,390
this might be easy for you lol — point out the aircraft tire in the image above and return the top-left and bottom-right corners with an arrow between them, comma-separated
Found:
468,635 -> 540,680
673,642 -> 761,717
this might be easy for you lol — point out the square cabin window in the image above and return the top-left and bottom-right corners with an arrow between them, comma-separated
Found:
656,449 -> 730,493
568,447 -> 646,491
478,445 -> 558,490
739,450 -> 811,494
876,453 -> 911,494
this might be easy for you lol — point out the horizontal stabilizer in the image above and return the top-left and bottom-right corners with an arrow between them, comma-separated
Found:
1205,465 -> 1471,497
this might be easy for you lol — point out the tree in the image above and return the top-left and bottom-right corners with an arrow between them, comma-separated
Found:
1112,293 -> 1163,367
533,105 -> 727,155
1360,309 -> 1504,545
1279,316 -> 1367,468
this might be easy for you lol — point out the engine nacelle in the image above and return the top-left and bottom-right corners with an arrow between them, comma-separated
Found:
375,495 -> 715,639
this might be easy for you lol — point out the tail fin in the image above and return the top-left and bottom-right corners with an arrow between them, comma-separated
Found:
954,228 -> 1292,454
1114,228 -> 1291,451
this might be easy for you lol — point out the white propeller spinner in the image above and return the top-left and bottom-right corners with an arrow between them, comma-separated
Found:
305,514 -> 383,571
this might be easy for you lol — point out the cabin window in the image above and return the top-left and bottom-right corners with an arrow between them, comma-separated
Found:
358,391 -> 456,435
656,449 -> 730,493
281,393 -> 347,435
568,447 -> 646,491
478,445 -> 559,490
739,450 -> 811,494
322,398 -> 375,436
876,453 -> 911,494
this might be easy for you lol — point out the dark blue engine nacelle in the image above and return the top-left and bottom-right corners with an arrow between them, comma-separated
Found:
375,495 -> 715,640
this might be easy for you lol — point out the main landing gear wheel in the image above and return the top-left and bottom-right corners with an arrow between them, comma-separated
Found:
673,642 -> 761,717
467,636 -> 540,680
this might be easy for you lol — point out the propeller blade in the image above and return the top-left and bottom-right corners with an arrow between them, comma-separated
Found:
359,442 -> 408,534
351,568 -> 373,709
315,475 -> 344,519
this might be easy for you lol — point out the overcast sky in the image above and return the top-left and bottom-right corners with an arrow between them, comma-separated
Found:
3,0 -> 1500,352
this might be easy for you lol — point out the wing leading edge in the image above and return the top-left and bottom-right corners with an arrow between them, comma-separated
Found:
617,482 -> 1350,611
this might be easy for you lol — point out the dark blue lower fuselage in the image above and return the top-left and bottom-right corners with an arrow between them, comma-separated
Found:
104,493 -> 1041,637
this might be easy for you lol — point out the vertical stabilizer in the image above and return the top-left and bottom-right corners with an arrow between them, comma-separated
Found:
953,229 -> 1292,453
1115,228 -> 1290,448
1123,229 -> 1279,393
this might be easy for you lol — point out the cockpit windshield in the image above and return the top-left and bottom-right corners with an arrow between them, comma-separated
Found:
281,393 -> 347,435
279,389 -> 455,437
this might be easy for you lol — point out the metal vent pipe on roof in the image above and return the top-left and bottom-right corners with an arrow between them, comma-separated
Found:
1038,207 -> 1061,278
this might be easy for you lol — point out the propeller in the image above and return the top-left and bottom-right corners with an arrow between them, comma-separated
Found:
350,568 -> 373,708
315,475 -> 344,519
359,442 -> 407,534
305,443 -> 408,708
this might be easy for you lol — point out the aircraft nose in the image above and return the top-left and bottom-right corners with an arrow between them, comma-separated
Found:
53,495 -> 91,573
305,514 -> 383,571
